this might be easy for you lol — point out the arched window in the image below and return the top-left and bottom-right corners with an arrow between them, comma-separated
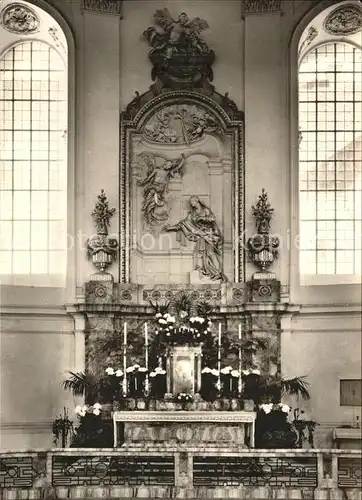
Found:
0,2 -> 68,286
298,40 -> 361,277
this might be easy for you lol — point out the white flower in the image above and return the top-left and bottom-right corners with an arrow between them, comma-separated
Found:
138,367 -> 147,372
251,369 -> 261,375
221,366 -> 232,375
126,366 -> 135,373
202,367 -> 212,374
198,317 -> 205,324
168,316 -> 176,323
76,404 -> 88,417
155,313 -> 162,318
158,318 -> 167,325
105,367 -> 115,375
231,370 -> 240,378
115,369 -> 123,377
260,403 -> 274,414
211,369 -> 219,377
93,403 -> 102,410
150,371 -> 156,378
279,404 -> 290,413
93,408 -> 101,416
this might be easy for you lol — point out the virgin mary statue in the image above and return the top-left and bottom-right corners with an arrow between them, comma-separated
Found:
163,196 -> 227,282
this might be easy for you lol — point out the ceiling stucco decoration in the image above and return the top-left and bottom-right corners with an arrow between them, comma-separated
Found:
241,0 -> 282,15
81,0 -> 123,16
1,3 -> 40,34
298,25 -> 318,56
323,4 -> 362,35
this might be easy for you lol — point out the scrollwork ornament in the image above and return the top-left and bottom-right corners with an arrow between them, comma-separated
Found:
324,5 -> 362,36
247,189 -> 279,272
1,4 -> 40,34
86,190 -> 118,273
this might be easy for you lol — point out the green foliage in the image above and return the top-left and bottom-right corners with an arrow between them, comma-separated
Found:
61,372 -> 98,398
52,408 -> 74,447
279,376 -> 310,400
61,370 -> 124,404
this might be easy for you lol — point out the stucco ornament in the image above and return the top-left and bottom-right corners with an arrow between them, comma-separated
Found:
143,104 -> 223,144
1,3 -> 40,34
324,5 -> 362,35
86,190 -> 118,273
247,189 -> 279,272
136,153 -> 185,229
143,9 -> 215,89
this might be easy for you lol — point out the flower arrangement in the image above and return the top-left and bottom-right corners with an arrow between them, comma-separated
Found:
220,366 -> 240,398
175,392 -> 194,407
255,402 -> 296,448
200,367 -> 219,401
154,311 -> 212,346
75,403 -> 102,417
126,365 -> 148,397
149,366 -> 167,398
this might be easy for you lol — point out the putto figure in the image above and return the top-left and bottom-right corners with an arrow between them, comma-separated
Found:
137,153 -> 185,228
143,9 -> 210,58
164,196 -> 227,283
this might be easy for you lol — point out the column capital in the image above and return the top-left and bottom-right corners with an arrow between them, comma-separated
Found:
81,0 -> 123,17
241,0 -> 283,17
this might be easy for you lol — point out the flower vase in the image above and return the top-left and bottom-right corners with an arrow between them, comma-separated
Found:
230,399 -> 239,411
221,398 -> 231,411
243,399 -> 255,411
100,403 -> 113,419
212,399 -> 221,410
136,399 -> 146,410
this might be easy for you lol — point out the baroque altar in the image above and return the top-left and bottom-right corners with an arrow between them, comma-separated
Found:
65,7 -> 300,455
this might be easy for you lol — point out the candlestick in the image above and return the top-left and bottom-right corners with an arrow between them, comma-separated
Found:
217,323 -> 221,393
238,324 -> 242,394
145,323 -> 149,395
123,322 -> 127,397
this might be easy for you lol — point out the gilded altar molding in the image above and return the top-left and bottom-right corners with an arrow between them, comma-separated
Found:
1,3 -> 40,34
323,4 -> 362,36
241,0 -> 283,15
81,0 -> 123,16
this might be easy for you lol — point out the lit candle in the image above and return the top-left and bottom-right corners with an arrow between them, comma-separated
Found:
238,323 -> 242,394
145,323 -> 149,395
124,321 -> 127,345
217,323 -> 221,392
123,322 -> 127,397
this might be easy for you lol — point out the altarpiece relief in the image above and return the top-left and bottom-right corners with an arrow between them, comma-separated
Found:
119,9 -> 244,286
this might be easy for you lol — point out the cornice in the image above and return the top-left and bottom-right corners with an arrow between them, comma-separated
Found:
81,0 -> 123,17
113,410 -> 256,423
241,0 -> 283,16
